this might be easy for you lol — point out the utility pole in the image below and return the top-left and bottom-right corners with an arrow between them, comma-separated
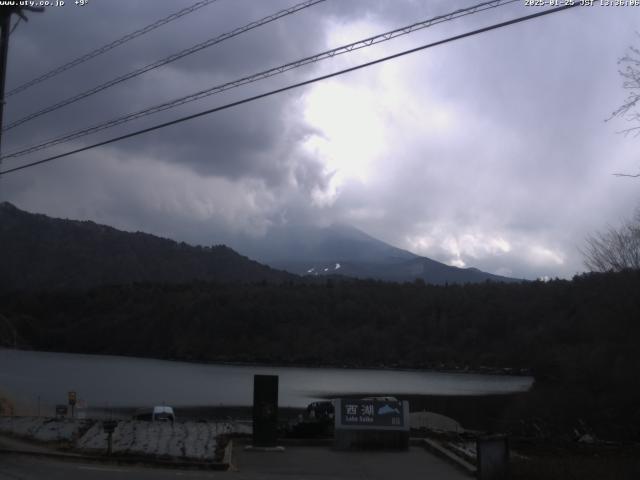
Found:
0,6 -> 44,162
0,8 -> 11,161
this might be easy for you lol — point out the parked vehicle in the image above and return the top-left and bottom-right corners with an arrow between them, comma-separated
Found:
132,406 -> 175,423
307,400 -> 334,421
153,406 -> 175,422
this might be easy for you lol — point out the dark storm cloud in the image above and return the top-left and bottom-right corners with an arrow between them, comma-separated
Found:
1,0 -> 493,178
2,0 -> 331,183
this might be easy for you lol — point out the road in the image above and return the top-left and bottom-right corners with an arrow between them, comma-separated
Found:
0,446 -> 469,480
1,432 -> 469,480
231,445 -> 470,479
0,455 -> 222,480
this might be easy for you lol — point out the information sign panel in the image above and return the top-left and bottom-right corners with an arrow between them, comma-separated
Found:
334,398 -> 410,450
340,399 -> 405,428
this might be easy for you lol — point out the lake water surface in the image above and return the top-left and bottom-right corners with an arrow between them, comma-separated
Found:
0,349 -> 533,413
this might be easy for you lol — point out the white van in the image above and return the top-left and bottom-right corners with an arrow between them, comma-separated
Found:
152,406 -> 175,423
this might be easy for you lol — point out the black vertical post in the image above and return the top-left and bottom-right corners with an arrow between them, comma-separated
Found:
252,374 -> 279,447
0,9 -> 11,160
68,391 -> 76,418
0,6 -> 44,164
477,434 -> 510,480
102,420 -> 117,455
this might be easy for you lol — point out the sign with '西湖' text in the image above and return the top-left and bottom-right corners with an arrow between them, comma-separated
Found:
340,399 -> 405,428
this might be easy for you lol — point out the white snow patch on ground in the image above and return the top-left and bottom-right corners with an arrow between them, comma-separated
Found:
409,411 -> 463,433
0,417 -> 251,461
77,420 -> 251,460
0,416 -> 90,442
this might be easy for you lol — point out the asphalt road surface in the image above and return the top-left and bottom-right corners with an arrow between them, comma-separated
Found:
0,446 -> 469,480
0,454 -> 223,479
231,445 -> 469,479
1,432 -> 468,480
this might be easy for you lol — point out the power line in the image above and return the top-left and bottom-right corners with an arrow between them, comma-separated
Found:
2,0 -> 519,162
9,16 -> 22,35
0,3 -> 581,178
2,0 -> 326,132
5,0 -> 220,98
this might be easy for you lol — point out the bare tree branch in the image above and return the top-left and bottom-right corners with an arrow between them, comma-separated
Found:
609,35 -> 640,177
582,211 -> 640,272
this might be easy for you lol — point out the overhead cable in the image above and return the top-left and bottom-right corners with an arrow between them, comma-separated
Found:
2,0 -> 326,131
0,3 -> 581,177
2,0 -> 518,161
6,0 -> 221,98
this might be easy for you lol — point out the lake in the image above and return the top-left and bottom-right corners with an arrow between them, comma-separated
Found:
0,349 -> 533,414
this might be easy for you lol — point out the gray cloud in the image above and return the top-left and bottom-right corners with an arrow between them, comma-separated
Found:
1,0 -> 640,280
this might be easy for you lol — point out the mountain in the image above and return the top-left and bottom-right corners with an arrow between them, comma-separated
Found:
0,202 -> 295,291
235,223 -> 522,284
0,202 -> 521,289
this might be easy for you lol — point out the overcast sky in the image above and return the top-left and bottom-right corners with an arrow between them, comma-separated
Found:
1,0 -> 639,280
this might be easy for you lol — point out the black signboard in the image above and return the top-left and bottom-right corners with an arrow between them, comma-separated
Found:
340,399 -> 404,428
252,374 -> 279,447
102,420 -> 118,433
103,420 -> 118,456
55,405 -> 68,416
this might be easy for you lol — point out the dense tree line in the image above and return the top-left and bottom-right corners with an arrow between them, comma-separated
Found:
0,202 -> 294,291
2,270 -> 640,438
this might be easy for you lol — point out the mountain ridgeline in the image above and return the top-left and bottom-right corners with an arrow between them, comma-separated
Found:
0,202 -> 520,291
0,202 -> 294,291
234,223 -> 522,284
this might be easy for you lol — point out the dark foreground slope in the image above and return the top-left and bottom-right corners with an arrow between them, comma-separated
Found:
0,202 -> 294,290
2,270 -> 639,439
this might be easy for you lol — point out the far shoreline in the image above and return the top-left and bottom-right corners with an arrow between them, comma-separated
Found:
0,347 -> 534,378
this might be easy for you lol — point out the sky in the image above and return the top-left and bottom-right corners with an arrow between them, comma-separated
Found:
1,0 -> 639,280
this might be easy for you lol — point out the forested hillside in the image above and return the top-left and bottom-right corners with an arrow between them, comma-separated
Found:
0,202 -> 294,290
